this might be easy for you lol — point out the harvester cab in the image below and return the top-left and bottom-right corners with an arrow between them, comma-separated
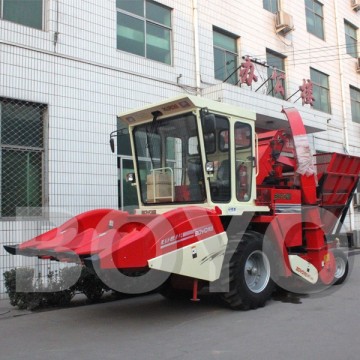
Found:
117,95 -> 268,216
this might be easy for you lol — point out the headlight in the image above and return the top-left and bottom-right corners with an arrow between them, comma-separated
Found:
206,161 -> 214,174
126,173 -> 136,183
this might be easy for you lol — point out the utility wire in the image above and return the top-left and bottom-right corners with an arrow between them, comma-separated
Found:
216,41 -> 360,71
285,54 -> 358,67
215,52 -> 357,74
250,41 -> 360,58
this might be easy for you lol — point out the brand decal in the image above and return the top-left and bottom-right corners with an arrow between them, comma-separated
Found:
194,226 -> 213,237
274,193 -> 292,200
162,104 -> 179,112
141,210 -> 156,214
160,225 -> 214,249
295,266 -> 315,282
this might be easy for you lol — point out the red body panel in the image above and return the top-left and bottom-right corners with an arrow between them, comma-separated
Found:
256,188 -> 302,248
256,130 -> 288,185
15,206 -> 224,270
281,108 -> 329,274
18,209 -> 124,252
282,107 -> 318,205
98,206 -> 224,269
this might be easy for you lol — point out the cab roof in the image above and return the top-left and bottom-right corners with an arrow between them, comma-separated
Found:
118,95 -> 256,126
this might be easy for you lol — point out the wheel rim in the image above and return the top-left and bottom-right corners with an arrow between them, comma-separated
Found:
244,250 -> 271,293
334,256 -> 346,279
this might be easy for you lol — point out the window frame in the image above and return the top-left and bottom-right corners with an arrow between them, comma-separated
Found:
263,0 -> 279,14
0,98 -> 48,219
132,112 -> 206,205
213,27 -> 239,85
116,0 -> 173,65
206,115 -> 231,204
350,86 -> 360,124
266,49 -> 286,99
0,0 -> 44,30
305,0 -> 325,40
310,67 -> 331,114
345,20 -> 358,59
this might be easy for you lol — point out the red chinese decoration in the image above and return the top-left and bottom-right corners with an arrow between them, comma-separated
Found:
271,69 -> 286,97
239,57 -> 258,86
299,79 -> 315,106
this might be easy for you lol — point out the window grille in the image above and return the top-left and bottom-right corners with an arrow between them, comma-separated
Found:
0,98 -> 47,218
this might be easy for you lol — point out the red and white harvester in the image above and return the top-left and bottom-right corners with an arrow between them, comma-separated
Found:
5,96 -> 360,310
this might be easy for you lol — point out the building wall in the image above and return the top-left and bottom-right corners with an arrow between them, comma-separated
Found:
0,0 -> 359,296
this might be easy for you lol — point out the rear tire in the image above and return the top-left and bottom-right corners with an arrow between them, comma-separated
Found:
220,232 -> 275,310
332,249 -> 349,285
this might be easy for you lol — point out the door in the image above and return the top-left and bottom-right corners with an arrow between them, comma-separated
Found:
118,157 -> 138,211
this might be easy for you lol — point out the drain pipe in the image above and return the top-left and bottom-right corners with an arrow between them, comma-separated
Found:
334,0 -> 354,231
334,0 -> 350,154
53,0 -> 60,51
192,0 -> 201,95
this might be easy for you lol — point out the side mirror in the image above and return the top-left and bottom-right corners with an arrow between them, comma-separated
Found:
110,138 -> 115,153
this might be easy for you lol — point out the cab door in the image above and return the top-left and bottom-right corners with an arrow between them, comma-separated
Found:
234,122 -> 253,202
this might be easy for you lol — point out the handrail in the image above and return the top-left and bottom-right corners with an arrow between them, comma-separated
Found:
255,133 -> 259,177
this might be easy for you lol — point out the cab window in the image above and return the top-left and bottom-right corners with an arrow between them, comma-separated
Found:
235,122 -> 252,201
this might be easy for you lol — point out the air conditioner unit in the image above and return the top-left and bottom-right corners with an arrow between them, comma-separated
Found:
356,58 -> 360,73
353,193 -> 360,207
351,0 -> 360,11
275,10 -> 294,35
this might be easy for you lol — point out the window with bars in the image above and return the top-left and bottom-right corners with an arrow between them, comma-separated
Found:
0,0 -> 43,30
310,68 -> 331,113
350,86 -> 360,124
345,21 -> 358,59
116,0 -> 172,65
0,98 -> 47,218
305,0 -> 324,40
213,28 -> 239,85
263,0 -> 279,13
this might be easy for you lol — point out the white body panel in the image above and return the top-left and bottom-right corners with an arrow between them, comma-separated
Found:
289,255 -> 319,284
148,232 -> 228,281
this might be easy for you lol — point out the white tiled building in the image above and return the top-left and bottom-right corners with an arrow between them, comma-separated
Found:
0,0 -> 359,296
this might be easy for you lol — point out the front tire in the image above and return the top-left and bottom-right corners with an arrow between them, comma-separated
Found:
220,232 -> 275,310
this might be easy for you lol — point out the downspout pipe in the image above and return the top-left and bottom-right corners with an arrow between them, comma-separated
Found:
334,0 -> 350,154
192,0 -> 201,95
334,0 -> 354,231
53,0 -> 60,51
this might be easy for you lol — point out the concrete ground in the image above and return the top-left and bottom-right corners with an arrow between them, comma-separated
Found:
1,253 -> 360,360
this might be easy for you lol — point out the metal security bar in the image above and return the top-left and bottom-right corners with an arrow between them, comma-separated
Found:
0,97 -> 47,219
